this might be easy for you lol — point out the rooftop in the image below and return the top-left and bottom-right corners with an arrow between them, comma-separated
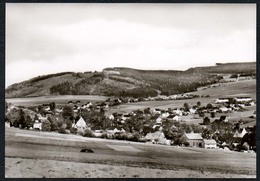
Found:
185,133 -> 203,140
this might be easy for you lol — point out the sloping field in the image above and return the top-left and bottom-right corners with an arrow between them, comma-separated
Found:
107,80 -> 256,115
190,80 -> 256,99
5,128 -> 256,178
5,95 -> 109,106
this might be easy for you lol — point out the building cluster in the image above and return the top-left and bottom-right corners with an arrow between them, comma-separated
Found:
5,94 -> 256,152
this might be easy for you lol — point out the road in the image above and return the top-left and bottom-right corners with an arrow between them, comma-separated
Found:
5,127 -> 256,177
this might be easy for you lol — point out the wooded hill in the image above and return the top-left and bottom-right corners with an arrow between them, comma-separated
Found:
6,62 -> 256,98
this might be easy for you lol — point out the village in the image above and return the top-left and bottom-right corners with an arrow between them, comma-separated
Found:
5,92 -> 256,153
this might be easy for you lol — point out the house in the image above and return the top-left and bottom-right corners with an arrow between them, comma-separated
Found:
189,108 -> 197,114
219,106 -> 229,113
161,112 -> 170,118
183,133 -> 204,147
203,139 -> 217,149
145,131 -> 168,145
33,120 -> 42,130
108,114 -> 115,120
172,108 -> 183,116
219,116 -> 229,123
156,117 -> 162,124
72,116 -> 86,129
107,127 -> 125,135
5,122 -> 10,128
234,97 -> 252,103
214,98 -> 229,104
172,115 -> 180,121
233,128 -> 247,138
91,126 -> 103,137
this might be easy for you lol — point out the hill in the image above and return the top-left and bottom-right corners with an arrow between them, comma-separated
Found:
187,62 -> 256,74
5,62 -> 256,98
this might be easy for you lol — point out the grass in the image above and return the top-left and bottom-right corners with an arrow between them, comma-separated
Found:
106,80 -> 256,115
5,95 -> 109,106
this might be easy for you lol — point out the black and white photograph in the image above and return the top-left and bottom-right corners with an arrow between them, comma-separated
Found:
4,3 -> 256,178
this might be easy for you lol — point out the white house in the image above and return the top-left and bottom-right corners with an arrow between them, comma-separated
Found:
233,128 -> 247,138
33,120 -> 42,130
215,98 -> 229,104
203,139 -> 217,149
172,109 -> 183,116
145,131 -> 168,145
108,114 -> 115,120
73,116 -> 86,129
161,112 -> 170,118
156,117 -> 162,124
234,97 -> 252,103
189,108 -> 197,114
172,115 -> 180,121
219,106 -> 229,112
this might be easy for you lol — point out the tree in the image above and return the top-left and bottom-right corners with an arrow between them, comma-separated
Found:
202,128 -> 213,139
6,108 -> 21,126
206,103 -> 213,109
210,112 -> 215,118
62,106 -> 74,120
197,101 -> 201,107
42,120 -> 51,131
24,115 -> 33,129
203,117 -> 210,125
183,103 -> 190,111
64,117 -> 73,129
49,102 -> 56,112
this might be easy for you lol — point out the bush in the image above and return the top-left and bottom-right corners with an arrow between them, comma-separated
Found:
42,120 -> 51,132
183,142 -> 190,147
70,127 -> 78,134
58,127 -> 67,134
127,132 -> 141,142
114,133 -> 128,140
100,133 -> 108,139
83,129 -> 94,137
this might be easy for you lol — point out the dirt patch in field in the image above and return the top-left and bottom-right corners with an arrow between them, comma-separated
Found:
5,157 -> 256,178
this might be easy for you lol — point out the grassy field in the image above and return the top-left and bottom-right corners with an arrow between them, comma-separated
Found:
5,128 -> 256,178
106,80 -> 256,114
189,79 -> 256,100
5,95 -> 109,106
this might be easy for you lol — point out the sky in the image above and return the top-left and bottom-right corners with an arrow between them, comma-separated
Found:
6,3 -> 256,87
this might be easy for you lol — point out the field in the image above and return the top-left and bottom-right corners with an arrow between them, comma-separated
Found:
106,80 -> 256,114
5,128 -> 256,178
5,95 -> 109,106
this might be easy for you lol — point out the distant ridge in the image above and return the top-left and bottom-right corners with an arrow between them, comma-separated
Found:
6,62 -> 256,98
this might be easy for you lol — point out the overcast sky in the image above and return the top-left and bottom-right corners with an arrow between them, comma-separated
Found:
6,3 -> 256,87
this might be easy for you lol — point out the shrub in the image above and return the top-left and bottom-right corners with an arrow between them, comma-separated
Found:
58,127 -> 67,134
42,120 -> 51,132
127,132 -> 141,142
100,133 -> 108,139
83,129 -> 94,137
114,133 -> 127,140
183,142 -> 190,147
70,127 -> 78,134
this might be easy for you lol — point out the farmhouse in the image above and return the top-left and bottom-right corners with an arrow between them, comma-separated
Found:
183,133 -> 204,147
145,131 -> 168,144
203,139 -> 217,149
